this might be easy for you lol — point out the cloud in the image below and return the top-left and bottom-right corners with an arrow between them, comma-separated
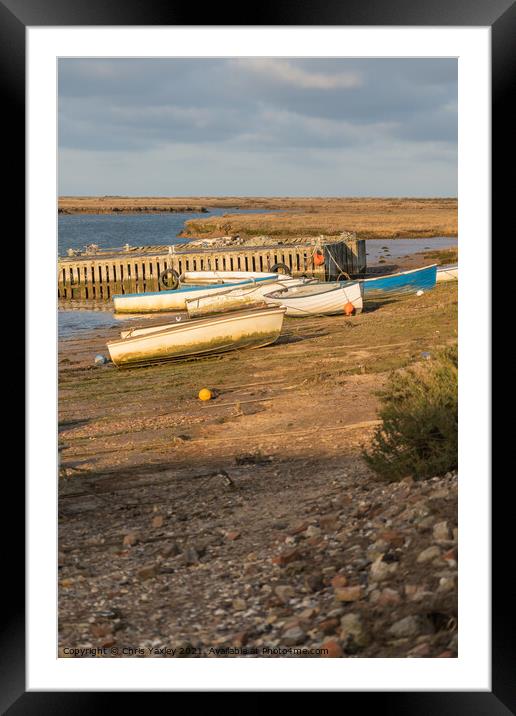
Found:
58,58 -> 457,195
232,58 -> 362,90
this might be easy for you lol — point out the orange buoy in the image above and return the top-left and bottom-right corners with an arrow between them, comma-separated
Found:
313,249 -> 325,266
198,388 -> 213,401
343,302 -> 355,316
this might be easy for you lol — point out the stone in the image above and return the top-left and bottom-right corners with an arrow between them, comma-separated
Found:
433,521 -> 450,542
417,546 -> 441,563
319,514 -> 339,532
417,516 -> 436,530
304,572 -> 324,592
275,585 -> 295,603
320,639 -> 343,657
331,574 -> 348,589
388,615 -> 424,638
334,586 -> 363,602
226,530 -> 241,541
319,618 -> 340,635
367,540 -> 388,559
442,548 -> 457,567
90,623 -> 112,638
100,635 -> 116,648
370,556 -> 398,582
408,642 -> 431,657
326,607 -> 345,618
182,547 -> 200,565
272,548 -> 302,566
233,631 -> 248,647
378,530 -> 405,548
299,607 -> 318,620
151,515 -> 164,529
282,626 -> 306,646
322,566 -> 337,575
161,542 -> 180,558
137,565 -> 157,581
405,584 -> 433,602
288,521 -> 309,536
123,532 -> 138,547
232,598 -> 247,611
377,588 -> 401,606
438,576 -> 456,592
339,613 -> 368,648
305,525 -> 321,538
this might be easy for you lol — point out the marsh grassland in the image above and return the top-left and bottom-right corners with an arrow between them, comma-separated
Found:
58,196 -> 457,242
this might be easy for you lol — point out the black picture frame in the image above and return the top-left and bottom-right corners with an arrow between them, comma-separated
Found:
6,0 -> 509,709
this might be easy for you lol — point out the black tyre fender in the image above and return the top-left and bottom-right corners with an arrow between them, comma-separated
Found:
270,262 -> 292,276
159,268 -> 180,290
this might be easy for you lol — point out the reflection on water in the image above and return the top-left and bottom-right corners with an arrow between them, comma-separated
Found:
58,307 -> 187,339
58,309 -> 119,338
58,207 -> 279,256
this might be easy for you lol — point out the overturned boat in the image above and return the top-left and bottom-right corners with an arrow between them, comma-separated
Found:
106,305 -> 287,368
362,264 -> 437,300
436,264 -> 458,282
263,280 -> 363,317
113,274 -> 280,314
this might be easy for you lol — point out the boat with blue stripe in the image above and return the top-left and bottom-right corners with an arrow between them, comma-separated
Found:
362,264 -> 437,301
113,273 -> 284,313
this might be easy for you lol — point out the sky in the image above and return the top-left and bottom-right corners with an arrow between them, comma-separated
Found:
58,58 -> 457,197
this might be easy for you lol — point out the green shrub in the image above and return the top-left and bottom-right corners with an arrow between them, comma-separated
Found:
364,344 -> 457,481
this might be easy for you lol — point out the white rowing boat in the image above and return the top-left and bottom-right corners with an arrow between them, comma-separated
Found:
113,274 -> 280,314
185,276 -> 311,317
263,281 -> 363,317
436,264 -> 458,282
107,305 -> 287,367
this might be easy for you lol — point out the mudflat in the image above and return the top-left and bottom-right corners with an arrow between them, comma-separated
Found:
59,279 -> 458,658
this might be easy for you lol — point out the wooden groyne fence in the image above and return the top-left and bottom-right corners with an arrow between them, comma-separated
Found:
57,237 -> 366,301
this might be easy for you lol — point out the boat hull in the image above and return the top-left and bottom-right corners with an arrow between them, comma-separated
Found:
180,271 -> 280,285
436,264 -> 458,282
113,275 -> 279,314
264,280 -> 363,317
185,277 -> 308,317
363,264 -> 437,300
107,306 -> 287,367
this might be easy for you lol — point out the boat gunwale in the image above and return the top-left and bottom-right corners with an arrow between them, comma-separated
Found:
185,277 -> 306,306
264,280 -> 361,301
362,264 -> 438,284
108,306 -> 287,346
